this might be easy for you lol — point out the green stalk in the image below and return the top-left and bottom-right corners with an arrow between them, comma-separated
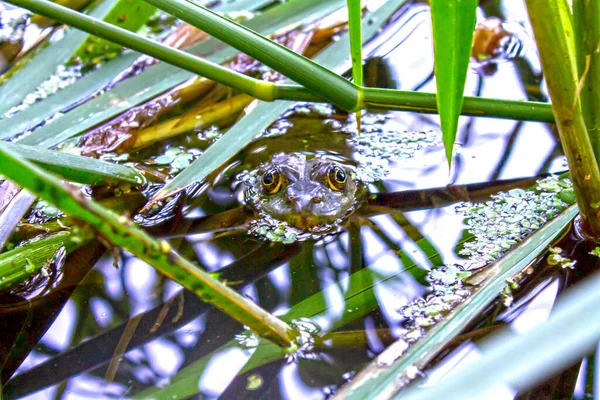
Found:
0,142 -> 144,186
5,0 -> 282,101
363,88 -> 555,122
347,0 -> 363,87
0,231 -> 91,291
573,0 -> 600,162
6,0 -> 558,124
143,0 -> 362,111
525,0 -> 600,237
0,146 -> 299,348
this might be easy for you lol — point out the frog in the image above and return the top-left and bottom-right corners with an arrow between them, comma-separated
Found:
244,152 -> 366,231
143,105 -> 444,241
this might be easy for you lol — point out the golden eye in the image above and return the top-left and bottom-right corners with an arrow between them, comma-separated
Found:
262,168 -> 282,194
327,165 -> 347,191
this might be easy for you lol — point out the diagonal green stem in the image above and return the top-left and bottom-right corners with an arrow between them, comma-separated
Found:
4,0 -> 282,101
0,146 -> 299,348
143,0 -> 362,111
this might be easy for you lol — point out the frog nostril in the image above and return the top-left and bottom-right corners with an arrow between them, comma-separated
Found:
286,194 -> 297,203
311,195 -> 322,204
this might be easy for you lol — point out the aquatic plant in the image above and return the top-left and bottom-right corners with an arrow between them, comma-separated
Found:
0,0 -> 599,399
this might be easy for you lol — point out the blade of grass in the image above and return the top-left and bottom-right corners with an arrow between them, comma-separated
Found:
347,0 -> 363,88
0,231 -> 90,291
0,190 -> 37,251
0,51 -> 141,141
335,204 -> 578,400
347,0 -> 363,132
16,0 -> 347,148
0,0 -> 154,117
0,142 -> 144,186
0,146 -> 298,348
0,192 -> 144,290
400,268 -> 600,400
429,0 -> 478,165
144,0 -> 362,111
149,0 -> 408,202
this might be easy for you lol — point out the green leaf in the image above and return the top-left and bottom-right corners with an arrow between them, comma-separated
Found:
400,266 -> 600,400
335,204 -> 578,400
430,0 -> 477,165
0,0 -> 154,117
0,231 -> 89,291
0,142 -> 144,186
151,0 -> 409,201
347,0 -> 363,87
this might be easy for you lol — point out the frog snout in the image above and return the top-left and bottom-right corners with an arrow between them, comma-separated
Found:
285,182 -> 324,213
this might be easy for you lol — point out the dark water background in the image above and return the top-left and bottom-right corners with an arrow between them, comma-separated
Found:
1,0 -> 585,399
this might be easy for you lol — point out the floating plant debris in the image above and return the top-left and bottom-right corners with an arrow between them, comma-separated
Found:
547,246 -> 576,269
27,199 -> 64,224
2,64 -> 84,120
399,264 -> 472,331
456,176 -> 575,263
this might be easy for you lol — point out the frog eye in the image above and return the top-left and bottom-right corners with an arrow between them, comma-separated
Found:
262,168 -> 283,194
327,165 -> 347,191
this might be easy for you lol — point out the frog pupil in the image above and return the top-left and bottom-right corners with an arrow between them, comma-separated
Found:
263,171 -> 274,185
335,168 -> 346,182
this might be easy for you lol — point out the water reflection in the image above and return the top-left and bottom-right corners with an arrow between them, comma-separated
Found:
0,0 -> 566,398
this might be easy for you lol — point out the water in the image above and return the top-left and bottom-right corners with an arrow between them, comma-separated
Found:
0,0 -> 586,399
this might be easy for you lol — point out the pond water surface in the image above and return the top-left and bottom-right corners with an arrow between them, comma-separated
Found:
0,0 -> 584,399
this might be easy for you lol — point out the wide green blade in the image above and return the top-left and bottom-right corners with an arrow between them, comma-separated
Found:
401,268 -> 600,400
429,0 -> 477,165
0,142 -> 144,185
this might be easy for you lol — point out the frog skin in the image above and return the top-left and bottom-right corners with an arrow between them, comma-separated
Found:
244,153 -> 365,231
